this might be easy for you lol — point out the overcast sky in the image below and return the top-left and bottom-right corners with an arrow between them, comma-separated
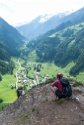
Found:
0,0 -> 84,26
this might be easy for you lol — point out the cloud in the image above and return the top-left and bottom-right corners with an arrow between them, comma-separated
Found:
0,0 -> 84,26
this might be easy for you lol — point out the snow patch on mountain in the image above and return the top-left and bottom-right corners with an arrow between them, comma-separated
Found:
39,10 -> 74,23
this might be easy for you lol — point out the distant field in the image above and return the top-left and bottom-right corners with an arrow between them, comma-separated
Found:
0,58 -> 19,110
27,61 -> 84,83
0,58 -> 30,110
0,74 -> 17,110
0,58 -> 84,110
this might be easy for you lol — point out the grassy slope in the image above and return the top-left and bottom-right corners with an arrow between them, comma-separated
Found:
48,23 -> 84,83
0,58 -> 19,110
0,57 -> 32,110
27,23 -> 84,83
0,74 -> 17,110
27,59 -> 84,83
0,57 -> 84,110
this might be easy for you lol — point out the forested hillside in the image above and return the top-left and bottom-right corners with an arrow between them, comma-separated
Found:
0,17 -> 26,75
26,22 -> 84,76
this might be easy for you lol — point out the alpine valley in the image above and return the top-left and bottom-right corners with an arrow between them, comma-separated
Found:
0,7 -> 84,81
0,6 -> 84,125
17,7 -> 84,80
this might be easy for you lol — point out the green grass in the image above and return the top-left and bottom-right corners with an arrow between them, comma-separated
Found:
0,103 -> 10,111
0,74 -> 17,110
12,58 -> 25,74
28,50 -> 36,61
26,60 -> 84,83
27,61 -> 72,79
0,57 -> 84,111
0,58 -> 21,110
57,98 -> 65,105
75,72 -> 84,83
40,62 -> 73,77
15,113 -> 31,125
0,75 -> 17,110
0,57 -> 33,111
0,74 -> 17,99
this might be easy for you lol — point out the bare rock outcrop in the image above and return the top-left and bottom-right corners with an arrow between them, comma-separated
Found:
0,83 -> 84,125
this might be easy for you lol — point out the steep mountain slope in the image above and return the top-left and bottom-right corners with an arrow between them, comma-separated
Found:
26,22 -> 84,76
0,17 -> 26,56
0,17 -> 26,74
17,7 -> 84,40
0,83 -> 84,125
16,13 -> 66,40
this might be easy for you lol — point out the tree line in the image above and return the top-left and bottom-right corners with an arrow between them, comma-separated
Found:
26,24 -> 84,76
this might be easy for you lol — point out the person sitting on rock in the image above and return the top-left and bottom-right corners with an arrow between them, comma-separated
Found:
16,86 -> 24,98
51,73 -> 72,99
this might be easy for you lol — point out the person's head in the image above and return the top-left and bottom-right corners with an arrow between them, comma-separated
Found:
57,73 -> 63,79
20,86 -> 24,90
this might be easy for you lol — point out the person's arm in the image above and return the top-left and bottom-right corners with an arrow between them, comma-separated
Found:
50,81 -> 57,93
51,80 -> 57,87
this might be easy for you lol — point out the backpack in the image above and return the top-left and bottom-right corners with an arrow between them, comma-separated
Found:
60,77 -> 72,98
60,77 -> 69,87
16,87 -> 22,98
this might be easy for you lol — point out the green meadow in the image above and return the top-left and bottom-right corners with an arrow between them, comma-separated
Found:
0,74 -> 17,110
0,58 -> 19,110
27,60 -> 84,83
0,58 -> 84,110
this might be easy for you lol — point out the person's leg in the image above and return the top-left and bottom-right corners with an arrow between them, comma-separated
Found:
55,89 -> 64,99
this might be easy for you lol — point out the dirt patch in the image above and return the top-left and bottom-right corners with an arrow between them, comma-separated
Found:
0,83 -> 84,125
15,99 -> 84,125
15,85 -> 84,125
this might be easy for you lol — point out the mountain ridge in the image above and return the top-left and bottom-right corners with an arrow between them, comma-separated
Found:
16,12 -> 69,40
0,17 -> 26,74
16,7 -> 84,40
26,21 -> 84,76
